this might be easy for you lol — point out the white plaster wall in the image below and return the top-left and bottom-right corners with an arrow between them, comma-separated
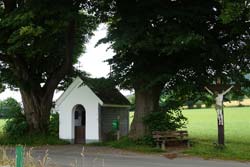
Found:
56,80 -> 103,143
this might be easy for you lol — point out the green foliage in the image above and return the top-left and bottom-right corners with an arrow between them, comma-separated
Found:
49,113 -> 59,137
102,1 -> 217,89
144,110 -> 187,132
0,134 -> 68,146
134,135 -> 155,147
101,0 -> 250,94
3,111 -> 28,138
0,119 -> 6,131
4,111 -> 61,138
0,98 -> 22,118
201,94 -> 214,108
0,0 -> 97,88
0,0 -> 99,133
220,1 -> 248,24
0,1 -> 97,88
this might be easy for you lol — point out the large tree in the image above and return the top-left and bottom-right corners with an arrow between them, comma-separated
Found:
101,0 -> 221,139
102,0 -> 250,139
0,0 -> 97,133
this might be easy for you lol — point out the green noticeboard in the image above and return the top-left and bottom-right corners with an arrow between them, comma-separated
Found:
112,119 -> 119,130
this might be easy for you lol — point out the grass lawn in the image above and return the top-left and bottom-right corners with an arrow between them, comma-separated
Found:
182,107 -> 250,161
0,119 -> 7,132
129,107 -> 250,160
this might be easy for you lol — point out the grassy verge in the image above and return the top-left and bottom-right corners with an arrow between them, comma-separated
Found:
88,137 -> 163,153
182,107 -> 250,161
0,133 -> 69,146
184,139 -> 250,161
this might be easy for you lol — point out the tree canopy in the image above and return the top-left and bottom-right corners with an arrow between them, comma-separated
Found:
101,0 -> 250,138
0,0 -> 98,133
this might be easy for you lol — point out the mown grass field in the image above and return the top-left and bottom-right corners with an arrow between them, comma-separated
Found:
129,107 -> 250,160
182,107 -> 250,161
182,107 -> 250,142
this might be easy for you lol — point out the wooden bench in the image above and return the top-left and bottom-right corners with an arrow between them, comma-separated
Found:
152,130 -> 189,150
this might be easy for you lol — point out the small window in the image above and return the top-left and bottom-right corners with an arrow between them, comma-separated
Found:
75,111 -> 79,119
81,113 -> 85,126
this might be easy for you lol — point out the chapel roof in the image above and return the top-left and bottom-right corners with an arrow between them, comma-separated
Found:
80,77 -> 131,106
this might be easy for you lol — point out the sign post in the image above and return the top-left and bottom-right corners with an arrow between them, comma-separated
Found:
16,146 -> 24,167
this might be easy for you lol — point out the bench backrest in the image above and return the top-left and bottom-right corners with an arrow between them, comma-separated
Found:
152,130 -> 188,139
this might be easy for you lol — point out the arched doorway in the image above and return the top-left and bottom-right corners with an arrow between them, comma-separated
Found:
73,105 -> 86,144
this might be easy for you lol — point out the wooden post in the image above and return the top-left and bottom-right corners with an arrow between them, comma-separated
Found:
218,108 -> 224,145
216,78 -> 224,146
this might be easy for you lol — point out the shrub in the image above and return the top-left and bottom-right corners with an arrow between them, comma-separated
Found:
195,100 -> 203,108
0,98 -> 22,118
134,135 -> 155,146
144,109 -> 187,132
3,111 -> 28,138
4,110 -> 60,138
49,113 -> 59,137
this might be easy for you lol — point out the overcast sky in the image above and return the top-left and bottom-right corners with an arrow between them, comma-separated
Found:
0,24 -> 124,102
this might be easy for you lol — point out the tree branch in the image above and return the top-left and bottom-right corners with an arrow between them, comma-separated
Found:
0,52 -> 13,63
43,19 -> 76,99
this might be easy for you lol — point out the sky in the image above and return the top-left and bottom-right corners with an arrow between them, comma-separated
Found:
0,24 -> 131,102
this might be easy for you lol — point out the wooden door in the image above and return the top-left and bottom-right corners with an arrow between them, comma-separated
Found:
75,126 -> 85,144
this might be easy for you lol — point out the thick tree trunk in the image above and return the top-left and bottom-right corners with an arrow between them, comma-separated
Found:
129,83 -> 164,139
20,89 -> 54,134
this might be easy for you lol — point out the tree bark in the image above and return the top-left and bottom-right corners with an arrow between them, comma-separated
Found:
129,83 -> 164,139
20,88 -> 54,133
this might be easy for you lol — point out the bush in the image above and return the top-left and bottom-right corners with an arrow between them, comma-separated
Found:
4,110 -> 60,138
144,110 -> 187,132
49,113 -> 59,137
195,100 -> 203,108
134,135 -> 155,146
0,98 -> 22,118
3,111 -> 28,138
